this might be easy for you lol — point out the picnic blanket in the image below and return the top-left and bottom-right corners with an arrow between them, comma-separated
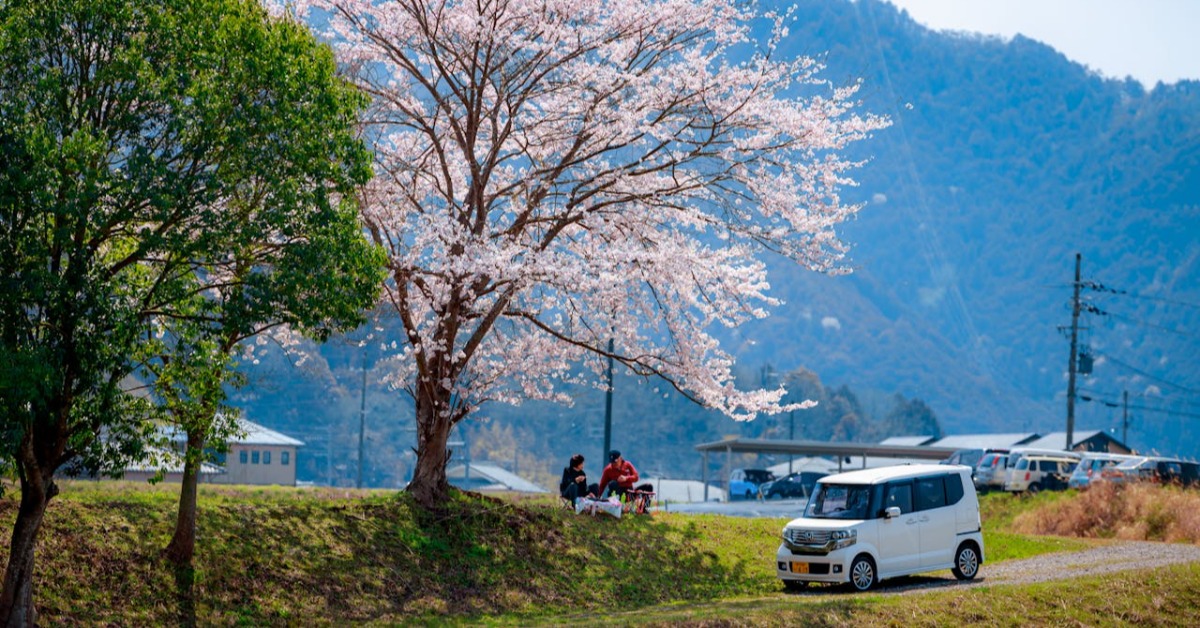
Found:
575,497 -> 622,518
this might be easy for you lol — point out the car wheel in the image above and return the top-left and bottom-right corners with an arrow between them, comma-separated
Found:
745,489 -> 753,500
782,579 -> 806,592
952,542 -> 980,580
1028,482 -> 1042,494
849,555 -> 876,591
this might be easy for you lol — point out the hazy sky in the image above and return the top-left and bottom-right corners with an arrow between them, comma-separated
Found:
885,0 -> 1200,86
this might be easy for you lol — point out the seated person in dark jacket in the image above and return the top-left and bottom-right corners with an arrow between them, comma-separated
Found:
560,454 -> 598,505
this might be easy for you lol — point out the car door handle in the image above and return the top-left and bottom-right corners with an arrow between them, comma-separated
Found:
905,518 -> 918,524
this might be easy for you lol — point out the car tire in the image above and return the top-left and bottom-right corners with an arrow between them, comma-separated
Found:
782,579 -> 806,592
849,555 -> 876,591
745,490 -> 753,500
1028,482 -> 1042,494
952,542 -> 980,580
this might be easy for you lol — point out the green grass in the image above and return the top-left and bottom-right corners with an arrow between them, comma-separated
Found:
0,480 -> 1186,624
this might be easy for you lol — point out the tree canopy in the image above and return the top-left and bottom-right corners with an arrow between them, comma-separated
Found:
0,0 -> 380,620
302,0 -> 888,504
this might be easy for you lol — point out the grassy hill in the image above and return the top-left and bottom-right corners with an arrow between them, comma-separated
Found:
1,481 -> 1198,624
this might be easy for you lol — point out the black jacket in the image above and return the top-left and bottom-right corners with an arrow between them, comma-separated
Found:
559,466 -> 588,496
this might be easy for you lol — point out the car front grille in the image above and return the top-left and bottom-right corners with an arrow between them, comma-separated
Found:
784,529 -> 832,545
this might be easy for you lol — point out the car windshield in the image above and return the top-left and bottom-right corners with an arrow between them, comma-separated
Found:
978,455 -> 996,468
804,483 -> 872,519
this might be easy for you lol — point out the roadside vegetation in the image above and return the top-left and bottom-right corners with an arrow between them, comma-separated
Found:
1008,481 -> 1200,543
0,481 -> 1193,624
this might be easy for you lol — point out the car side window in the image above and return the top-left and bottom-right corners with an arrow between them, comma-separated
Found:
883,481 -> 914,515
915,476 -> 946,511
945,473 -> 964,505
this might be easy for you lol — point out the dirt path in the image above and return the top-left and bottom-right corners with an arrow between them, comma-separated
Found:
790,540 -> 1200,596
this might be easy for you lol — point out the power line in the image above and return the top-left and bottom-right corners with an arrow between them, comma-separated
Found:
1091,287 -> 1200,311
1088,350 -> 1200,395
1078,389 -> 1200,411
1076,392 -> 1200,421
1098,310 -> 1200,340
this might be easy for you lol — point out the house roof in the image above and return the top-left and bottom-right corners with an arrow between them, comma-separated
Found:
879,436 -> 937,446
236,419 -> 305,447
446,463 -> 548,493
160,416 -> 305,447
124,447 -> 222,475
1021,430 -> 1126,451
926,433 -> 1040,450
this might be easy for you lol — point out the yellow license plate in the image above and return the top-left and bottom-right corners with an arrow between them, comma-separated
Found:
790,561 -> 809,574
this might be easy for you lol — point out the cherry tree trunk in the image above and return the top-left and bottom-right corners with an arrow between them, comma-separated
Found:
0,459 -> 57,627
406,386 -> 454,508
164,430 -> 205,566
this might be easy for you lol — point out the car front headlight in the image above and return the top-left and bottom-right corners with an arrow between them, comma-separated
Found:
830,529 -> 857,549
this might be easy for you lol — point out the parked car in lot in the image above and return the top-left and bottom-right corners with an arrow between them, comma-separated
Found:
942,448 -> 985,468
775,464 -> 984,591
972,450 -> 1011,492
1100,456 -> 1200,487
729,468 -> 777,500
762,471 -> 828,500
1003,453 -> 1079,493
1001,448 -> 1081,492
1068,453 -> 1141,489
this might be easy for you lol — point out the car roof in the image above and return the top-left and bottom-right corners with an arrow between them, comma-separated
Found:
817,464 -> 967,485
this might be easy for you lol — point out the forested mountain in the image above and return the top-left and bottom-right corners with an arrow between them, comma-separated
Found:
229,0 -> 1200,487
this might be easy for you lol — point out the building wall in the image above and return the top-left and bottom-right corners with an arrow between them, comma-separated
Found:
212,444 -> 298,486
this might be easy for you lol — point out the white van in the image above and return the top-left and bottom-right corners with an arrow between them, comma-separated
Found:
775,464 -> 984,591
1001,448 -> 1081,492
1003,453 -> 1079,493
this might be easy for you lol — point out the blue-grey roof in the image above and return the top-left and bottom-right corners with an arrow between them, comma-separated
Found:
928,433 -> 1040,449
236,419 -> 305,447
446,463 -> 548,493
879,436 -> 937,446
124,447 -> 222,475
160,416 -> 304,447
1021,431 -> 1104,451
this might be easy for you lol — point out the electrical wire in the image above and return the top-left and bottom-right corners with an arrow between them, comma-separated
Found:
1087,350 -> 1200,395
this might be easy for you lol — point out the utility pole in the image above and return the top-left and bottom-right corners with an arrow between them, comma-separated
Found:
1066,253 -> 1082,451
603,338 -> 614,466
788,410 -> 795,475
1122,390 -> 1129,445
357,343 -> 367,489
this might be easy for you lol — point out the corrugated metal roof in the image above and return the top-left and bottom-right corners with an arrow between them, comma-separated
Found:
879,436 -> 937,446
237,419 -> 305,447
124,448 -> 223,475
927,433 -> 1040,449
160,416 -> 305,447
446,463 -> 548,493
1021,430 -> 1104,450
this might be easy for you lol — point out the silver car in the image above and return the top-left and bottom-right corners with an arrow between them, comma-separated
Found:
973,452 -> 1008,492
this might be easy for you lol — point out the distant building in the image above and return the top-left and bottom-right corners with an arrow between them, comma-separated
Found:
446,462 -> 548,493
120,447 -> 223,484
211,419 -> 305,486
1022,430 -> 1132,454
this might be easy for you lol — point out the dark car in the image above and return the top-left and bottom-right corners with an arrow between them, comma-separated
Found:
763,471 -> 828,499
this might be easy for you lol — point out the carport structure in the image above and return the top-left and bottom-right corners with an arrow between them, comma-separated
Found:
695,437 -> 959,502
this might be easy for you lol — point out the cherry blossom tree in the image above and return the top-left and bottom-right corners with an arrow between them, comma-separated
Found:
299,0 -> 889,506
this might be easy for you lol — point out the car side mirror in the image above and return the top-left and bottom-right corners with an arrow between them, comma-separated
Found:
884,506 -> 901,519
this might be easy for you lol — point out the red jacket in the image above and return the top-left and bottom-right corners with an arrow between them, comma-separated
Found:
598,460 -> 639,491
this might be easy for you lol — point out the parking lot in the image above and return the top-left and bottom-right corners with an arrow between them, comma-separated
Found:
655,497 -> 807,518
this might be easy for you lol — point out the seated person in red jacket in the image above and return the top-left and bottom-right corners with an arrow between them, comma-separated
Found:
598,450 -> 639,500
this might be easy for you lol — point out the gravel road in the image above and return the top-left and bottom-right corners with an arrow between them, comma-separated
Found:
789,540 -> 1200,596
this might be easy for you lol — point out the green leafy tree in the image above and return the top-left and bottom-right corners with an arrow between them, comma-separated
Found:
0,0 -> 379,620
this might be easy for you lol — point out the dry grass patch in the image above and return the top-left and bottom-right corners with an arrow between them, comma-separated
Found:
1010,481 -> 1200,543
